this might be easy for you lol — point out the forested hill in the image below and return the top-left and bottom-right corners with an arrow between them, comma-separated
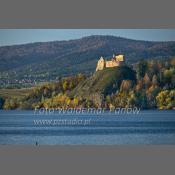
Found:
0,35 -> 175,87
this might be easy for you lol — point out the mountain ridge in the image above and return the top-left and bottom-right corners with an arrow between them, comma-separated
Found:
0,35 -> 175,87
2,35 -> 173,48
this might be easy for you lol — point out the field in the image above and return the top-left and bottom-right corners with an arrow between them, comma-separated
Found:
0,88 -> 33,98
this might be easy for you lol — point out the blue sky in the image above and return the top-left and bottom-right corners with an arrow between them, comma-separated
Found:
0,29 -> 175,46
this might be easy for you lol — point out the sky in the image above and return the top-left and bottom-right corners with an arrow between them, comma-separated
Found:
0,29 -> 175,46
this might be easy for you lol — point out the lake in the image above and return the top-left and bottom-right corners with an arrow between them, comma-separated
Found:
0,110 -> 175,145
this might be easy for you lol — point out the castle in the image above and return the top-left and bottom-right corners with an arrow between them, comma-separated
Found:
96,54 -> 125,71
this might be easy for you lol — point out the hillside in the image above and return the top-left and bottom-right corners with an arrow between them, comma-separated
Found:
1,57 -> 175,110
0,35 -> 175,87
70,66 -> 136,98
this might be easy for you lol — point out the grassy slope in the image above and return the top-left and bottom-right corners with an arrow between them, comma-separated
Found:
0,88 -> 33,98
70,66 -> 136,97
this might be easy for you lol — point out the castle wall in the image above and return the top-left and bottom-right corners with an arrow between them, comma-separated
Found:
106,61 -> 119,67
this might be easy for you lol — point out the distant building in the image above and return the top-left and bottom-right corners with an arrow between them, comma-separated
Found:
96,54 -> 125,71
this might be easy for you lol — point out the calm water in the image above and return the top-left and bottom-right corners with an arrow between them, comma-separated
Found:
0,110 -> 175,145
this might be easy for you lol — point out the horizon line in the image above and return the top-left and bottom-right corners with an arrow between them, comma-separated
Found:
0,34 -> 174,47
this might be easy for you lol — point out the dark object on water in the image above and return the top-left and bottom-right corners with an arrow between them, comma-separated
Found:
35,141 -> 38,146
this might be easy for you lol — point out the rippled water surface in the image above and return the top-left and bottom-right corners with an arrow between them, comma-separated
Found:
0,110 -> 175,145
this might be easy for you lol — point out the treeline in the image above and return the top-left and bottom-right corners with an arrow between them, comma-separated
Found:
0,74 -> 87,109
105,58 -> 175,109
0,58 -> 175,110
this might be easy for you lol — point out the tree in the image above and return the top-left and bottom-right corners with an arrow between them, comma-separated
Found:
3,98 -> 18,109
152,74 -> 158,86
120,80 -> 133,92
135,79 -> 144,91
143,73 -> 151,88
0,97 -> 4,109
171,58 -> 175,67
134,91 -> 148,109
148,60 -> 160,78
73,98 -> 79,107
163,69 -> 173,86
146,85 -> 160,108
172,75 -> 175,88
62,81 -> 68,91
156,90 -> 175,109
137,60 -> 148,78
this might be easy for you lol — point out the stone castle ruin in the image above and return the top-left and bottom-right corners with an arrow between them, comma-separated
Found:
96,54 -> 125,71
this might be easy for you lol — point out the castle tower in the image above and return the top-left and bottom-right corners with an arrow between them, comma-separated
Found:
115,54 -> 125,62
96,57 -> 105,71
116,54 -> 125,66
